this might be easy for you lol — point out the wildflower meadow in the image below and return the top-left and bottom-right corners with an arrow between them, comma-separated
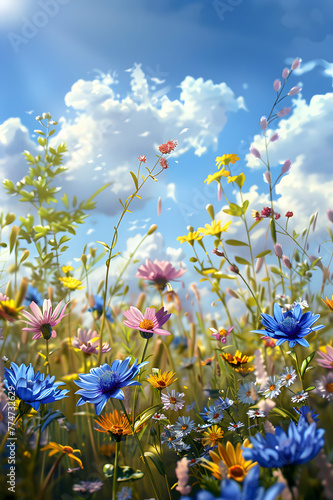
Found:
1,58 -> 333,500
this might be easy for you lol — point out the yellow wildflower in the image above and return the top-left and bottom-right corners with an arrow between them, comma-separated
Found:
146,370 -> 178,390
220,350 -> 254,366
204,167 -> 230,185
41,442 -> 83,469
0,299 -> 23,323
59,277 -> 84,290
62,265 -> 74,274
321,295 -> 333,312
205,439 -> 256,481
202,425 -> 224,447
177,231 -> 203,245
215,154 -> 240,168
198,220 -> 231,236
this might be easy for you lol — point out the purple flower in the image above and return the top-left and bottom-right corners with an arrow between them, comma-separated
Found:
327,209 -> 333,223
250,147 -> 261,159
21,299 -> 69,340
270,132 -> 279,142
277,107 -> 291,117
281,159 -> 292,174
282,68 -> 289,79
72,328 -> 111,355
292,58 -> 301,70
136,259 -> 186,290
123,306 -> 171,338
288,86 -> 301,96
260,116 -> 268,131
273,79 -> 281,92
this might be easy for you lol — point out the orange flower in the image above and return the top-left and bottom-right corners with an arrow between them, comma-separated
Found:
41,442 -> 83,469
220,350 -> 254,367
321,296 -> 333,312
95,409 -> 132,436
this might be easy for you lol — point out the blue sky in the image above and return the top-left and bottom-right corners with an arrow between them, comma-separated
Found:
1,0 -> 333,319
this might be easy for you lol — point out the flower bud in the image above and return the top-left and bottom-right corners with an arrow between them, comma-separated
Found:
255,257 -> 264,274
270,132 -> 279,142
147,224 -> 158,235
217,183 -> 221,202
273,79 -> 281,92
327,209 -> 333,223
277,107 -> 291,117
282,68 -> 289,79
157,196 -> 161,216
282,255 -> 291,269
35,115 -> 42,121
274,243 -> 283,258
281,159 -> 292,174
291,58 -> 301,70
260,116 -> 268,131
42,112 -> 52,120
250,147 -> 261,159
288,86 -> 301,96
187,225 -> 194,232
229,264 -> 239,274
212,248 -> 224,257
206,204 -> 215,220
263,171 -> 271,184
225,287 -> 238,298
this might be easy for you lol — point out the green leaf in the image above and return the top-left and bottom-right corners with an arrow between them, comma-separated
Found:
223,203 -> 243,217
305,385 -> 316,391
130,171 -> 139,190
48,129 -> 56,137
249,220 -> 262,232
144,452 -> 166,475
272,407 -> 297,422
61,193 -> 69,209
300,352 -> 316,379
255,250 -> 272,258
234,172 -> 245,189
189,257 -> 197,263
134,404 -> 163,431
287,351 -> 297,362
225,239 -> 249,247
86,182 -> 112,204
270,218 -> 277,244
37,136 -> 46,147
235,256 -> 251,266
270,266 -> 288,278
242,200 -> 249,214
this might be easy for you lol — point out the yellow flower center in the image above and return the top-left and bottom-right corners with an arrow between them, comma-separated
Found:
62,446 -> 73,454
139,319 -> 154,330
269,385 -> 275,391
209,433 -> 218,442
286,374 -> 292,380
326,382 -> 333,393
229,465 -> 246,481
182,424 -> 188,431
219,328 -> 227,336
169,397 -> 177,404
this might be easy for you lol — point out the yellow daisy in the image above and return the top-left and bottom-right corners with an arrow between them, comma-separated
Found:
220,350 -> 254,367
177,231 -> 203,245
321,295 -> 333,312
59,277 -> 84,290
206,439 -> 256,481
215,154 -> 240,168
95,409 -> 132,437
62,265 -> 74,274
0,299 -> 23,323
198,220 -> 231,236
202,425 -> 224,447
204,167 -> 230,185
146,370 -> 178,390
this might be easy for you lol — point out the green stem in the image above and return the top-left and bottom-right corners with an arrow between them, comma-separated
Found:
38,454 -> 64,500
112,440 -> 120,500
132,339 -> 149,416
120,401 -> 162,500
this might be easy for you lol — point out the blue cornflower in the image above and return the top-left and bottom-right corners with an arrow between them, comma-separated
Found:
24,285 -> 43,308
251,302 -> 324,348
117,486 -> 132,500
4,362 -> 69,410
214,396 -> 234,410
88,295 -> 113,322
242,416 -> 325,468
173,416 -> 196,435
238,382 -> 259,404
293,405 -> 319,422
180,465 -> 284,500
206,406 -> 224,423
74,357 -> 147,415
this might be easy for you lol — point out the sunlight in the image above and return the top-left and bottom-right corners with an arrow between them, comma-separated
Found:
0,0 -> 27,24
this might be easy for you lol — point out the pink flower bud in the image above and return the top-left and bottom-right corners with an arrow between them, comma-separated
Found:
263,171 -> 271,184
288,86 -> 301,96
270,132 -> 279,142
217,183 -> 221,201
250,147 -> 261,159
281,159 -> 292,174
256,257 -> 264,274
282,68 -> 289,79
260,116 -> 268,131
212,248 -> 224,257
229,264 -> 239,274
282,255 -> 291,269
274,243 -> 283,258
327,209 -> 333,223
157,197 -> 161,216
273,79 -> 281,92
291,58 -> 301,70
277,107 -> 291,117
225,287 -> 238,298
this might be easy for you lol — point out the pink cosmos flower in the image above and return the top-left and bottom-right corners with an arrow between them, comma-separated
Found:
21,299 -> 69,340
138,155 -> 147,163
72,328 -> 111,355
158,140 -> 177,154
136,259 -> 186,290
316,345 -> 333,369
210,326 -> 233,343
123,306 -> 171,338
